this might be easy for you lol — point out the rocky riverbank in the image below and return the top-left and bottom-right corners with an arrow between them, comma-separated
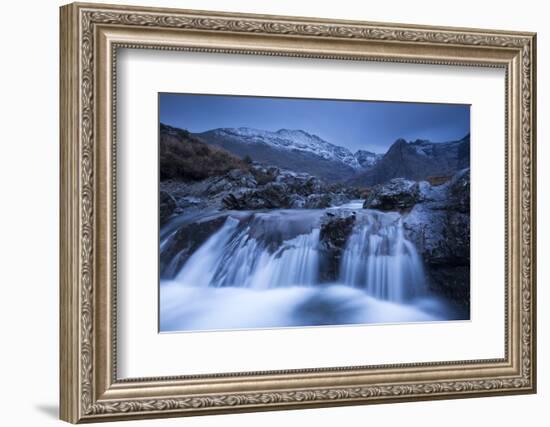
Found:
160,164 -> 360,226
160,162 -> 470,312
363,170 -> 470,309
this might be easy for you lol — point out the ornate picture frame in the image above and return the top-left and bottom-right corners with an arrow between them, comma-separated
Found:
60,2 -> 536,423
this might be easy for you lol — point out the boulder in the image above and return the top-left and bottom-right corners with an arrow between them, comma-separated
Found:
327,192 -> 352,208
160,215 -> 228,278
277,173 -> 324,196
159,190 -> 177,226
447,168 -> 470,213
363,178 -> 421,211
289,195 -> 306,209
206,169 -> 257,195
166,164 -> 352,212
403,169 -> 470,308
226,168 -> 258,188
403,206 -> 469,266
318,211 -> 356,282
205,177 -> 235,196
426,266 -> 470,307
222,182 -> 291,210
304,193 -> 332,209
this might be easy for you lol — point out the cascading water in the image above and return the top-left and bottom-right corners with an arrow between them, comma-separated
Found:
175,216 -> 320,289
160,203 -> 457,332
340,213 -> 426,302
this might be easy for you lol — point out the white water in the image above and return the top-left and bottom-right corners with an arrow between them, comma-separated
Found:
174,215 -> 321,289
160,284 -> 448,332
340,216 -> 426,302
160,203 -> 460,332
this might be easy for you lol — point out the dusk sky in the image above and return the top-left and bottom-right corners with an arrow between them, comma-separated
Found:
159,93 -> 470,154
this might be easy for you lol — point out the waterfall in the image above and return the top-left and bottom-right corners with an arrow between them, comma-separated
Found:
170,208 -> 426,301
160,207 -> 461,332
175,215 -> 320,289
340,215 -> 426,302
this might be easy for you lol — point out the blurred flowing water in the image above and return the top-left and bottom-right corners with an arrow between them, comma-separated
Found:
160,202 -> 462,332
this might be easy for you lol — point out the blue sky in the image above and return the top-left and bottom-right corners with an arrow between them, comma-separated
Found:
159,93 -> 470,154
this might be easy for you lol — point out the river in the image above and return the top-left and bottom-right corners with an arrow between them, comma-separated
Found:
159,201 -> 463,332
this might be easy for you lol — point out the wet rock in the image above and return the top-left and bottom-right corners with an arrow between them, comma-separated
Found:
160,215 -> 228,278
327,192 -> 350,208
304,193 -> 332,209
206,171 -> 256,196
159,190 -> 177,226
403,169 -> 470,308
363,178 -> 421,211
205,177 -> 234,195
222,182 -> 292,210
227,168 -> 258,188
276,173 -> 324,196
179,196 -> 202,208
219,166 -> 346,211
166,163 -> 354,213
318,211 -> 356,282
447,169 -> 470,213
427,265 -> 470,306
289,195 -> 306,209
404,207 -> 469,264
250,165 -> 279,185
222,191 -> 252,210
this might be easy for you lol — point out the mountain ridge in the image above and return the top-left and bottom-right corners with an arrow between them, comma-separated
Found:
161,123 -> 469,185
198,127 -> 370,169
193,127 -> 372,183
349,134 -> 470,186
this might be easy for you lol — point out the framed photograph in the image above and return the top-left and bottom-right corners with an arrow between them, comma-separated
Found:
60,2 -> 537,423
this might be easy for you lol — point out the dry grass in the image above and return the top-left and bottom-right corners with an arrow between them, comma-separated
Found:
160,124 -> 249,181
425,175 -> 453,186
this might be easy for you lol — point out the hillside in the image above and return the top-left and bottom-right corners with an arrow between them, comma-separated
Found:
194,127 -> 370,183
349,134 -> 470,186
160,123 -> 249,181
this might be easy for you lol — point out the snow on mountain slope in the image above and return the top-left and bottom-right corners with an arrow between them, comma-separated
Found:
354,149 -> 383,168
207,127 -> 372,170
350,135 -> 470,186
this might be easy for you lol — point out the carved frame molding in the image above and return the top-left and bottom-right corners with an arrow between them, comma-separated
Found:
60,2 -> 536,423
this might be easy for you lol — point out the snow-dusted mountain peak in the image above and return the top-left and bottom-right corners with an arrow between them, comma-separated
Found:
209,127 -> 373,170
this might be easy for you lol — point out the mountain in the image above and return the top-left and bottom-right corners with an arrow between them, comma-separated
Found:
167,123 -> 469,186
350,134 -> 470,186
194,127 -> 376,183
354,149 -> 383,168
160,123 -> 249,181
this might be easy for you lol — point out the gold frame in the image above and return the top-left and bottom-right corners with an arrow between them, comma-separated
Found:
60,2 -> 537,423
